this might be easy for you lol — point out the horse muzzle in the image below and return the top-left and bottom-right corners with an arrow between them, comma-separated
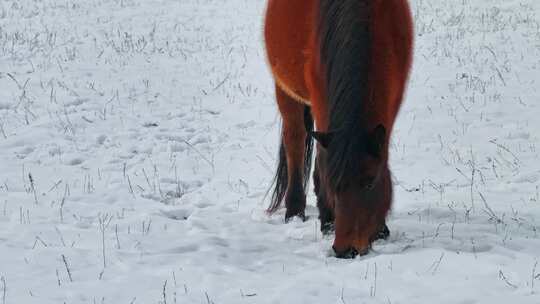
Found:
333,245 -> 369,259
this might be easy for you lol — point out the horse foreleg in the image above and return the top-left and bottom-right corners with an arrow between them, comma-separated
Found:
276,85 -> 308,221
370,222 -> 390,242
314,158 -> 334,234
371,170 -> 393,242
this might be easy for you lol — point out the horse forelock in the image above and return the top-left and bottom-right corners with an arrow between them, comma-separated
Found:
318,0 -> 372,191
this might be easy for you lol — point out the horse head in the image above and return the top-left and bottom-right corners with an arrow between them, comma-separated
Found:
313,124 -> 392,258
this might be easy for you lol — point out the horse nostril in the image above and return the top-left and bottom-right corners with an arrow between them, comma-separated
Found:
333,246 -> 359,259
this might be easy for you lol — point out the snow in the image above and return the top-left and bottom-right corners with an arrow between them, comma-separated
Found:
1,0 -> 540,303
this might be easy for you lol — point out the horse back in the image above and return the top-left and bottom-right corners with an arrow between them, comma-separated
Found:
264,0 -> 317,104
370,0 -> 414,132
264,0 -> 414,134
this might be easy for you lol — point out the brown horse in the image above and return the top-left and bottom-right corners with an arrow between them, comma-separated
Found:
264,0 -> 413,258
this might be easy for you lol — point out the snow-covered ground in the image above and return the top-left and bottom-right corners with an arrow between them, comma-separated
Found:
1,0 -> 540,303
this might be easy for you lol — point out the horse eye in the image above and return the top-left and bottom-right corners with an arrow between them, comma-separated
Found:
365,183 -> 374,190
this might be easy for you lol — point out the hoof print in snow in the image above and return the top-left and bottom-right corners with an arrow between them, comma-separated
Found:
68,158 -> 84,166
160,209 -> 192,221
143,122 -> 159,128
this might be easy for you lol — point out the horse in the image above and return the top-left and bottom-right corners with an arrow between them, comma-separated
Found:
264,0 -> 413,258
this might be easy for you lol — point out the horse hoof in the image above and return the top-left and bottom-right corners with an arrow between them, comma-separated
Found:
371,223 -> 390,242
321,222 -> 335,235
285,212 -> 307,223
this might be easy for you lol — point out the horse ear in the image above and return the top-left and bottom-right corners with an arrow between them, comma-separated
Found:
311,131 -> 333,148
368,124 -> 386,157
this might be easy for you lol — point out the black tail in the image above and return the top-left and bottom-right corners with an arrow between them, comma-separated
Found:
267,106 -> 314,213
303,106 -> 315,190
318,0 -> 372,190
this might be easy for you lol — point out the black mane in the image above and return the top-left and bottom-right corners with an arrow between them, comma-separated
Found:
318,0 -> 372,190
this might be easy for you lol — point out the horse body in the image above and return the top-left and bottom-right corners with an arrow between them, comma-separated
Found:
265,0 -> 413,258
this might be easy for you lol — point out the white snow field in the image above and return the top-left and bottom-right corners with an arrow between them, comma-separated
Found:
1,0 -> 540,303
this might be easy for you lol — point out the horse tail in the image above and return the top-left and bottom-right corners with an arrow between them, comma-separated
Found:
267,105 -> 314,214
303,105 -> 315,190
267,136 -> 287,213
318,0 -> 372,189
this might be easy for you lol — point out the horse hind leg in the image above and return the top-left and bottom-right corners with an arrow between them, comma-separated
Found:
268,85 -> 313,221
